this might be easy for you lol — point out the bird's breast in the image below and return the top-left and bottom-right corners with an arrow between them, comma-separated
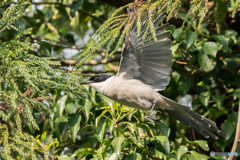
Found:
101,76 -> 159,111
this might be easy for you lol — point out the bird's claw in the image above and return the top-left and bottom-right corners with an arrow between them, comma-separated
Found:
144,110 -> 161,122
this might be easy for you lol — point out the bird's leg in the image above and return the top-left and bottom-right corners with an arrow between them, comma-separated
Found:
144,103 -> 161,122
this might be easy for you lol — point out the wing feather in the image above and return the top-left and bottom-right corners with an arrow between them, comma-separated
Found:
117,13 -> 173,91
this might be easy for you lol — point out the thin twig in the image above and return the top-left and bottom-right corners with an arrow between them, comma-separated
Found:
228,99 -> 240,160
192,129 -> 200,152
177,49 -> 205,73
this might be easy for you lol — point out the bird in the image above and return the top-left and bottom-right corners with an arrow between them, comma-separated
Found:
80,13 -> 227,139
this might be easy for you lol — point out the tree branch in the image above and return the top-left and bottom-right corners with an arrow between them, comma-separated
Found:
60,57 -> 120,66
228,98 -> 240,160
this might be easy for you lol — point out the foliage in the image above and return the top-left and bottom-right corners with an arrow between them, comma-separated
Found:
74,0 -> 240,66
0,0 -> 82,159
0,0 -> 239,160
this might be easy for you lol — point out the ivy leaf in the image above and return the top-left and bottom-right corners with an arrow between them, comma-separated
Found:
198,52 -> 214,71
186,30 -> 197,49
203,42 -> 218,57
175,145 -> 188,160
70,0 -> 83,17
199,91 -> 211,106
68,114 -> 82,143
112,136 -> 125,157
56,95 -> 68,116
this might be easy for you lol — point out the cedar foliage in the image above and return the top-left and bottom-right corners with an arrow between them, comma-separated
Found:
74,0 -> 240,66
0,1 -> 82,159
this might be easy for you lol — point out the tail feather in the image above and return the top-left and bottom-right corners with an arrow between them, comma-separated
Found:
161,96 -> 227,139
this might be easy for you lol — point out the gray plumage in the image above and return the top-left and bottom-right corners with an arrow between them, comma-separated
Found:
85,13 -> 227,139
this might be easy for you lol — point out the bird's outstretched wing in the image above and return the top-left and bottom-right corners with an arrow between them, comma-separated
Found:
116,13 -> 173,91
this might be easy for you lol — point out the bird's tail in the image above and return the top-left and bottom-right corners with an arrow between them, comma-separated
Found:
161,96 -> 227,139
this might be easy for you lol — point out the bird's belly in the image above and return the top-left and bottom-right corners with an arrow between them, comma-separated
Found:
110,95 -> 152,111
103,84 -> 155,111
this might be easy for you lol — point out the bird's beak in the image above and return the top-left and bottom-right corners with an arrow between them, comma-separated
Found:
79,80 -> 93,85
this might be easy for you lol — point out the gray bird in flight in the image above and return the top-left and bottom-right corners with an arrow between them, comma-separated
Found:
81,13 -> 227,139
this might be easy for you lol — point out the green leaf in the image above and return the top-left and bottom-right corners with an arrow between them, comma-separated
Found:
177,79 -> 193,95
70,0 -> 83,17
155,122 -> 171,137
94,118 -> 107,143
65,98 -> 82,114
233,88 -> 240,99
56,122 -> 69,142
172,28 -> 183,40
98,94 -> 115,107
83,99 -> 92,122
175,145 -> 188,160
41,131 -> 46,143
68,114 -> 82,143
96,110 -> 108,126
108,120 -> 115,134
189,150 -> 208,160
186,139 -> 209,151
212,95 -> 224,110
56,95 -> 68,116
109,153 -> 118,160
71,148 -> 96,158
49,113 -> 55,132
59,155 -> 71,160
203,42 -> 218,57
171,43 -> 180,56
136,123 -> 154,137
112,136 -> 125,157
221,112 -> 237,140
199,91 -> 211,106
155,136 -> 170,155
186,30 -> 197,49
125,153 -> 142,160
198,52 -> 214,71
212,35 -> 229,51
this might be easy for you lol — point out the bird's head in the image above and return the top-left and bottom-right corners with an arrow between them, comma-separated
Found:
80,73 -> 113,92
80,73 -> 113,85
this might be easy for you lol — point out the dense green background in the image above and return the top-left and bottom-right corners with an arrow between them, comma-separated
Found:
0,0 -> 240,159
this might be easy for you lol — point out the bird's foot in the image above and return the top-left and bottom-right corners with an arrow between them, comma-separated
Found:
144,110 -> 161,122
